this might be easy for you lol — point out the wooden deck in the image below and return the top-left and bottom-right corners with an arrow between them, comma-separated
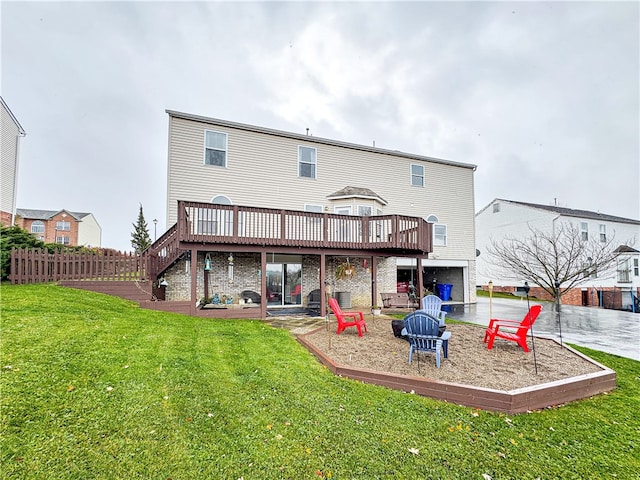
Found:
148,200 -> 433,279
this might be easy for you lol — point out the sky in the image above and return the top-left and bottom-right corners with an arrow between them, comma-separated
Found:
2,1 -> 639,251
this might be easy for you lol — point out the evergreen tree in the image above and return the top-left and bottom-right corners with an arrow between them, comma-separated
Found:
131,204 -> 152,254
1,224 -> 46,280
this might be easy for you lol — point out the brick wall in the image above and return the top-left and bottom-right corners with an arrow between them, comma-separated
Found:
481,284 -> 632,308
15,213 -> 80,245
0,210 -> 12,226
163,253 -> 398,307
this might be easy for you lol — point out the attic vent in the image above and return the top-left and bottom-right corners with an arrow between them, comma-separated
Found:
493,203 -> 501,213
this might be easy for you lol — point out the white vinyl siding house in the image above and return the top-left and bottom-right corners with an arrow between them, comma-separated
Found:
476,198 -> 640,309
75,213 -> 102,247
1,97 -> 26,225
165,110 -> 478,303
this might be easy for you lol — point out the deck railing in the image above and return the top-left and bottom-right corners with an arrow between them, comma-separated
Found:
9,204 -> 431,284
146,223 -> 181,280
177,201 -> 432,252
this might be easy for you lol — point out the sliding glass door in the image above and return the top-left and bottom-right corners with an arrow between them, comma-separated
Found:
266,257 -> 302,306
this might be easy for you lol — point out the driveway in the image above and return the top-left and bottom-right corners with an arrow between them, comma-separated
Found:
445,297 -> 640,361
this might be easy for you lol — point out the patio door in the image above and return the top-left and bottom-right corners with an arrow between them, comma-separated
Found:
266,258 -> 302,306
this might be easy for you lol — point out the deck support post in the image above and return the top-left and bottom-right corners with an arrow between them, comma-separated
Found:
416,256 -> 424,301
190,248 -> 198,315
260,251 -> 267,319
320,252 -> 326,317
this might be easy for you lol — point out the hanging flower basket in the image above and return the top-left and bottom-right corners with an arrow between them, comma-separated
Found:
335,260 -> 356,280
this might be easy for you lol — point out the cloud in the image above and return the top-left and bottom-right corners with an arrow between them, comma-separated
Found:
2,1 -> 638,250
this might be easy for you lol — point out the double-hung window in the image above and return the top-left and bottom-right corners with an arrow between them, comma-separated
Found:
434,224 -> 447,246
204,130 -> 227,167
56,236 -> 70,245
580,222 -> 588,241
599,224 -> 607,242
411,164 -> 424,187
31,221 -> 45,234
298,146 -> 317,179
426,215 -> 447,246
56,221 -> 70,231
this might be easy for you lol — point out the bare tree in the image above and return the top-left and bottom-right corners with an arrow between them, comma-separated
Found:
485,223 -> 625,301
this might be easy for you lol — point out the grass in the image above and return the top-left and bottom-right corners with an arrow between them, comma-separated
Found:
2,284 -> 639,479
476,289 -> 529,300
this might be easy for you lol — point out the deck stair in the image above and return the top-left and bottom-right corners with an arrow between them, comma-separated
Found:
58,280 -> 153,302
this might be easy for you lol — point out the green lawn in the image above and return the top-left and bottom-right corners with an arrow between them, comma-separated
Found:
2,284 -> 639,479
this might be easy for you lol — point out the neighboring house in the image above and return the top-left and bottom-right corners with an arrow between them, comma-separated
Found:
0,97 -> 26,226
476,199 -> 640,310
15,209 -> 102,247
156,110 -> 477,316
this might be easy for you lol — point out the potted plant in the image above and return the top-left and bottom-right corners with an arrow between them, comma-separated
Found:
371,305 -> 382,315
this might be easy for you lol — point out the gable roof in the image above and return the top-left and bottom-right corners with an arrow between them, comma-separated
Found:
0,96 -> 26,135
16,208 -> 91,222
614,245 -> 640,253
326,186 -> 388,205
166,109 -> 477,171
478,199 -> 640,226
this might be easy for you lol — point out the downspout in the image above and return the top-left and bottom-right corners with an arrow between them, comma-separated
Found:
11,130 -> 26,225
551,214 -> 561,236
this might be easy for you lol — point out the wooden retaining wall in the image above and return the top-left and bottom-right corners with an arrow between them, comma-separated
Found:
297,331 -> 616,414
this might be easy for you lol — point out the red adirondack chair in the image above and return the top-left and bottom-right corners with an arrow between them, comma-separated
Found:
483,305 -> 542,352
328,297 -> 367,337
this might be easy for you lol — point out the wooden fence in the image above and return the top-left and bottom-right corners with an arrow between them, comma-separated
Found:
9,248 -> 148,284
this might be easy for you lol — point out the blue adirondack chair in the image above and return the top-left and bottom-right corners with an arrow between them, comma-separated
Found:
421,295 -> 446,326
403,311 -> 451,368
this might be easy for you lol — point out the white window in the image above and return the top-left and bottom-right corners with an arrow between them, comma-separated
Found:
31,221 -> 45,233
434,224 -> 447,246
493,203 -> 500,213
211,195 -> 232,205
358,205 -> 372,216
411,164 -> 424,187
580,222 -> 588,241
426,216 -> 447,246
634,258 -> 639,276
616,258 -> 629,282
304,204 -> 324,233
334,206 -> 352,241
599,224 -> 606,242
204,130 -> 227,167
56,221 -> 70,231
55,236 -> 70,245
304,204 -> 323,213
298,146 -> 317,179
